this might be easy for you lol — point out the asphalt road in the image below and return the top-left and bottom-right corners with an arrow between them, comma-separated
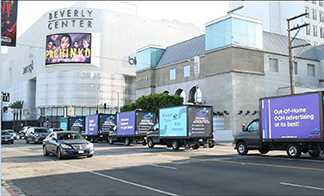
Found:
2,140 -> 324,196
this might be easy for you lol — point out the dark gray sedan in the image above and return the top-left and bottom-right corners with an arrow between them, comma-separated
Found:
43,131 -> 94,159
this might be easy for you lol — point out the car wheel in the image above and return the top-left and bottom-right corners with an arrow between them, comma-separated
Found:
125,137 -> 130,146
259,149 -> 269,154
11,140 -> 14,144
26,138 -> 29,144
87,154 -> 93,158
192,144 -> 199,150
148,138 -> 154,148
43,146 -> 49,156
108,137 -> 114,144
32,138 -> 36,144
172,140 -> 180,151
56,147 -> 63,159
287,144 -> 301,158
236,141 -> 248,155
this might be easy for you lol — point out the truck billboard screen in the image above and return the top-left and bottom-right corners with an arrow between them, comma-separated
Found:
68,117 -> 85,132
261,93 -> 321,139
117,111 -> 135,136
60,118 -> 68,131
135,111 -> 157,135
100,114 -> 116,133
188,106 -> 212,137
159,106 -> 187,137
86,115 -> 98,135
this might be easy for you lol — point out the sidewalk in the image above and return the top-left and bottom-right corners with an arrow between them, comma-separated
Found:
1,180 -> 19,196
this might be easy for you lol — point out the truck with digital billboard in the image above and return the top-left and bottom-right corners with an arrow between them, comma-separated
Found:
85,114 -> 116,143
233,92 -> 324,158
108,110 -> 157,146
146,105 -> 216,150
60,117 -> 85,135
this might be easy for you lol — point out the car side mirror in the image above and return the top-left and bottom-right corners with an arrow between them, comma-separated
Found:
242,125 -> 246,132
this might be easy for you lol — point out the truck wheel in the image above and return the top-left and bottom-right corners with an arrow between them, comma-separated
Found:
108,137 -> 114,144
192,144 -> 199,150
309,151 -> 320,158
166,141 -> 172,148
125,138 -> 130,146
259,149 -> 269,154
172,140 -> 180,151
148,138 -> 154,148
142,140 -> 147,146
236,141 -> 248,155
287,144 -> 301,158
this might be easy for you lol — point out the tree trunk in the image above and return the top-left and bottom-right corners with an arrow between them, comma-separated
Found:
12,113 -> 15,131
19,109 -> 22,131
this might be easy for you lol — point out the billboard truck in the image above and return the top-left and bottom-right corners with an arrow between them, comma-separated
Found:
234,91 -> 324,158
60,117 -> 85,135
146,105 -> 216,150
108,110 -> 157,146
85,114 -> 116,143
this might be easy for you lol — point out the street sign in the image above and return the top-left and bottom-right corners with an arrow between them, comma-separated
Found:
2,93 -> 10,102
194,56 -> 200,78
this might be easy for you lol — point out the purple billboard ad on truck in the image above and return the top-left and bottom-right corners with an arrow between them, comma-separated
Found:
109,110 -> 157,146
85,114 -> 117,143
234,92 -> 324,158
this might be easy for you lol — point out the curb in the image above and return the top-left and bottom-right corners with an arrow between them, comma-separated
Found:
1,180 -> 19,196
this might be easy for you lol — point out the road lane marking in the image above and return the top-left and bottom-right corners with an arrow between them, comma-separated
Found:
150,164 -> 177,170
280,182 -> 324,191
58,162 -> 179,196
5,148 -> 179,196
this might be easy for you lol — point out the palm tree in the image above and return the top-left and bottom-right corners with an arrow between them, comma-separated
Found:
9,100 -> 24,132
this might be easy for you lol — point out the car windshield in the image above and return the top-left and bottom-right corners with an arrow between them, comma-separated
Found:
1,131 -> 9,135
57,133 -> 83,140
7,130 -> 14,133
34,129 -> 50,133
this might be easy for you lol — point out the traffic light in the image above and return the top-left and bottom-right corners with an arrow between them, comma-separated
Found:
3,106 -> 8,113
104,103 -> 107,109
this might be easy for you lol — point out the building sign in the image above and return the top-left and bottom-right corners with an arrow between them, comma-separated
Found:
22,60 -> 34,74
1,0 -> 18,47
47,9 -> 93,30
136,76 -> 150,83
45,33 -> 91,65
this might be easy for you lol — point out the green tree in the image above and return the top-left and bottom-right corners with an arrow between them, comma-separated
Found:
121,93 -> 183,113
9,100 -> 24,132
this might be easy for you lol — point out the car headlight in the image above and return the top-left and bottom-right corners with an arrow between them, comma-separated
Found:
86,143 -> 93,148
35,134 -> 39,137
10,136 -> 14,139
61,144 -> 72,149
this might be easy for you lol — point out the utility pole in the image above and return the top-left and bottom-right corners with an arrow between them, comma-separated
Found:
287,13 -> 310,95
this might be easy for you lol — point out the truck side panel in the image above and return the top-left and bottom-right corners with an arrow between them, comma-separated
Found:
135,111 -> 157,136
85,115 -> 98,136
188,106 -> 213,138
159,106 -> 187,137
100,114 -> 116,133
261,92 -> 323,142
117,111 -> 135,136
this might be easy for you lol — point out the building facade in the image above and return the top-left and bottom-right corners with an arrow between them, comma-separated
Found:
136,13 -> 324,135
1,2 -> 202,128
229,1 -> 324,46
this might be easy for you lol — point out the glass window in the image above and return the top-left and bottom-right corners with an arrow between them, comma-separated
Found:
313,25 -> 318,37
306,25 -> 310,35
90,108 -> 97,115
75,108 -> 82,116
320,12 -> 324,22
58,108 -> 63,116
320,1 -> 324,6
294,62 -> 298,75
183,65 -> 190,77
320,28 -> 324,38
52,108 -> 57,116
307,64 -> 315,77
313,9 -> 317,20
269,58 -> 279,72
82,108 -> 90,116
305,7 -> 310,18
247,121 -> 259,132
312,0 -> 317,4
170,69 -> 176,80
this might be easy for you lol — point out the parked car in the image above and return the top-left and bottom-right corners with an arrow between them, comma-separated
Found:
43,131 -> 94,159
25,127 -> 51,144
1,131 -> 14,144
19,126 -> 31,139
6,130 -> 18,140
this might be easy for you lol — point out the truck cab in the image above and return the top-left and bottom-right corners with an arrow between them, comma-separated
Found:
233,119 -> 263,155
